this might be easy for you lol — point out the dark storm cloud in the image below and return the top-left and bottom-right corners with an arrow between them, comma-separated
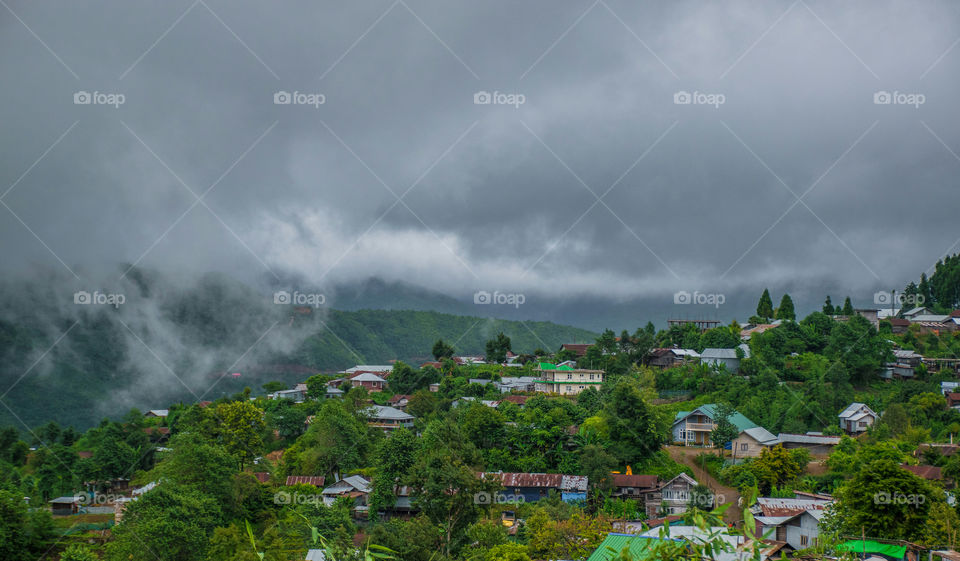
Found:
2,0 -> 960,306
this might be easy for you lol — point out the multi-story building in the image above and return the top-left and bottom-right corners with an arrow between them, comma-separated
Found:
534,364 -> 603,396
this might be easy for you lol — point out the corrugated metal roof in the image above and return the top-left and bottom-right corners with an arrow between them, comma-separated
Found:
323,475 -> 371,494
351,373 -> 387,382
611,474 -> 659,489
481,472 -> 588,491
839,402 -> 876,419
674,404 -> 759,432
775,433 -> 841,445
901,464 -> 942,480
585,534 -> 662,561
755,515 -> 796,526
367,405 -> 414,420
701,344 -> 750,360
742,426 -> 777,444
911,314 -> 950,322
754,497 -> 830,517
344,365 -> 393,373
286,475 -> 325,487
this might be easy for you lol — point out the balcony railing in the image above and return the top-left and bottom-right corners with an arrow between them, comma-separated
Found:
685,422 -> 716,431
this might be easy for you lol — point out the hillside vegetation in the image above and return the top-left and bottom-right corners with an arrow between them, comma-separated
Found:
0,271 -> 596,430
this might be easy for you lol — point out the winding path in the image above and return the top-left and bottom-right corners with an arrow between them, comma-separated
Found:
664,445 -> 742,525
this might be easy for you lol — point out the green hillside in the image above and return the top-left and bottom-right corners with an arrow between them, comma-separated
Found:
0,272 -> 596,430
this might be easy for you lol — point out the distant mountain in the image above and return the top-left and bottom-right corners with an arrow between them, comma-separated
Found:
326,277 -> 473,315
0,271 -> 596,430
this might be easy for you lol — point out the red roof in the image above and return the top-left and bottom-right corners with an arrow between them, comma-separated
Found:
950,310 -> 960,318
611,474 -> 659,489
142,427 -> 170,435
483,472 -> 564,487
888,318 -> 910,326
252,472 -> 270,483
902,464 -> 942,480
388,394 -> 412,405
420,362 -> 443,369
285,475 -> 326,487
197,401 -> 212,408
644,515 -> 683,528
561,344 -> 592,356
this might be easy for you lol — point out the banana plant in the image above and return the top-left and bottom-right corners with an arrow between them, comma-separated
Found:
245,519 -> 265,560
290,508 -> 397,561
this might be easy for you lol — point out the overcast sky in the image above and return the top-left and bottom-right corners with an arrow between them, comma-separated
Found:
2,0 -> 960,312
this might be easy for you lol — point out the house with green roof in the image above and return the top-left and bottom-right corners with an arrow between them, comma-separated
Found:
672,404 -> 773,453
585,534 -> 664,561
535,363 -> 604,396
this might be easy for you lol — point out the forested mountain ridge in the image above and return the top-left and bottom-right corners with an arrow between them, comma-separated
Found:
0,270 -> 596,430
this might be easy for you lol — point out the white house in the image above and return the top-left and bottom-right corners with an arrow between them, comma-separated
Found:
658,473 -> 698,515
903,307 -> 935,320
672,404 -> 766,448
365,405 -> 415,431
752,496 -> 832,551
268,384 -> 308,403
838,403 -> 878,434
321,475 -> 371,509
700,344 -> 751,372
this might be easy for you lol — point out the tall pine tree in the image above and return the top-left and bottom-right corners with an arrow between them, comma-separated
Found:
757,289 -> 774,320
776,293 -> 796,321
822,295 -> 834,315
842,296 -> 855,316
918,273 -> 933,308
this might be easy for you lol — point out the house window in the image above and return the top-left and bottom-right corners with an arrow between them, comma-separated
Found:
567,374 -> 572,380
740,443 -> 748,451
579,385 -> 584,390
589,374 -> 594,380
800,535 -> 808,547
679,430 -> 686,441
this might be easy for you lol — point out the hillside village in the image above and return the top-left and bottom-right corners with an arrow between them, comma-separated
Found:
8,272 -> 960,560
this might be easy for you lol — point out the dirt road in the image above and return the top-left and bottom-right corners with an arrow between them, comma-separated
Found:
665,445 -> 742,525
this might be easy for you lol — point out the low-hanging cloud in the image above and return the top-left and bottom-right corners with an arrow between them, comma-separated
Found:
1,0 -> 958,310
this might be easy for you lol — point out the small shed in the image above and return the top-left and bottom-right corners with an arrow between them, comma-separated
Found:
49,496 -> 81,516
